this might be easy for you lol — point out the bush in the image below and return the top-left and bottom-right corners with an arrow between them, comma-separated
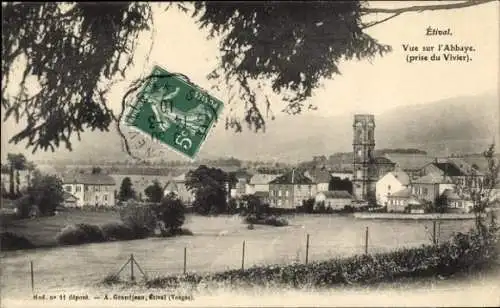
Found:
119,202 -> 157,238
101,222 -> 135,241
0,232 -> 35,251
264,215 -> 289,227
56,223 -> 105,246
243,214 -> 289,227
154,196 -> 186,233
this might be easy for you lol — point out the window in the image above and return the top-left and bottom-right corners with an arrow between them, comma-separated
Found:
423,188 -> 428,195
95,195 -> 99,201
65,185 -> 72,192
76,186 -> 81,192
279,190 -> 282,197
95,186 -> 100,192
388,185 -> 391,191
278,200 -> 282,207
103,194 -> 108,201
285,191 -> 289,197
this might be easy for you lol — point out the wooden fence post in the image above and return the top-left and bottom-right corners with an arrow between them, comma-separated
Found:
305,234 -> 310,265
183,247 -> 187,274
130,254 -> 135,282
432,220 -> 437,245
241,240 -> 246,270
30,261 -> 34,293
365,227 -> 369,254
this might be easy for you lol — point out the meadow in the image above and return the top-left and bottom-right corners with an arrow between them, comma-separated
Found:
0,213 -> 475,300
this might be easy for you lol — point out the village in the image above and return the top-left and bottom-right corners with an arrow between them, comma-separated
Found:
2,114 -> 498,217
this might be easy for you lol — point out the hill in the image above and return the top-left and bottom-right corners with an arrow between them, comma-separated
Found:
2,93 -> 498,164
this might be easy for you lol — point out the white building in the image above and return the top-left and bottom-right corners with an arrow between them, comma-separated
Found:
245,173 -> 281,194
315,191 -> 353,210
62,173 -> 116,207
375,171 -> 410,206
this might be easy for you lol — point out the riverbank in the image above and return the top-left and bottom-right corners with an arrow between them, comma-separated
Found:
353,212 -> 477,220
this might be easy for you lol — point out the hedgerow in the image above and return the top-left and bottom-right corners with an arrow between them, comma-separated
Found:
145,227 -> 499,289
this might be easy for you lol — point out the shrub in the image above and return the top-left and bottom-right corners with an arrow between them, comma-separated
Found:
0,232 -> 35,251
119,202 -> 157,238
101,222 -> 135,241
153,196 -> 186,233
243,214 -> 289,227
56,223 -> 105,246
264,215 -> 289,227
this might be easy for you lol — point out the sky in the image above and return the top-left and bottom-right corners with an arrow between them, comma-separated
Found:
1,1 -> 499,161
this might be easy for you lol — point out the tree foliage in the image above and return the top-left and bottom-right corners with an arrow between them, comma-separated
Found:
154,193 -> 186,234
1,1 -> 494,154
19,171 -> 64,216
6,153 -> 27,197
185,165 -> 229,215
118,177 -> 136,202
144,180 -> 164,203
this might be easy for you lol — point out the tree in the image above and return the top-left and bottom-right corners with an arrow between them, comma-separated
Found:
153,192 -> 186,235
91,166 -> 102,174
241,194 -> 268,219
119,202 -> 157,238
433,194 -> 448,214
6,153 -> 27,197
455,144 -> 499,236
2,1 -> 494,156
118,177 -> 136,202
185,165 -> 229,215
144,180 -> 164,203
301,198 -> 316,214
24,171 -> 64,216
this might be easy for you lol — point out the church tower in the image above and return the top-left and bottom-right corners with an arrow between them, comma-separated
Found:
352,114 -> 377,202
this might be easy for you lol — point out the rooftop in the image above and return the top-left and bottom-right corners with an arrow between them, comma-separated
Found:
270,170 -> 314,185
318,190 -> 352,199
390,171 -> 411,186
384,153 -> 434,171
306,169 -> 332,183
413,173 -> 453,185
249,173 -> 282,185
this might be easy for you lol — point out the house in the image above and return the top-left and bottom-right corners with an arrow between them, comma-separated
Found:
386,188 -> 422,213
268,170 -> 315,209
246,173 -> 282,194
305,168 -> 332,192
375,171 -> 410,206
314,191 -> 352,210
440,188 -> 473,213
410,172 -> 456,204
62,173 -> 116,207
163,172 -> 194,204
229,170 -> 253,197
63,191 -> 79,207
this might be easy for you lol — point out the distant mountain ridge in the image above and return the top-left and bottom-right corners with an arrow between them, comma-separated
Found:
5,93 -> 499,164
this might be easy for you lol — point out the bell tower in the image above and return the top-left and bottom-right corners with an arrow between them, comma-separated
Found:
352,114 -> 377,202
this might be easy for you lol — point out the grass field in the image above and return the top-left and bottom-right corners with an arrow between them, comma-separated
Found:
1,209 -> 122,247
0,213 -> 476,300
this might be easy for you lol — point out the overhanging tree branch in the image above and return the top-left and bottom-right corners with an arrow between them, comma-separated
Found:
361,0 -> 495,14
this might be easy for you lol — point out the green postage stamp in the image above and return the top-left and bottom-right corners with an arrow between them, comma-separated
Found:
123,66 -> 224,159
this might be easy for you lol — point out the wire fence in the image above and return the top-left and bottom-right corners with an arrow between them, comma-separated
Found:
22,218 -> 471,292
